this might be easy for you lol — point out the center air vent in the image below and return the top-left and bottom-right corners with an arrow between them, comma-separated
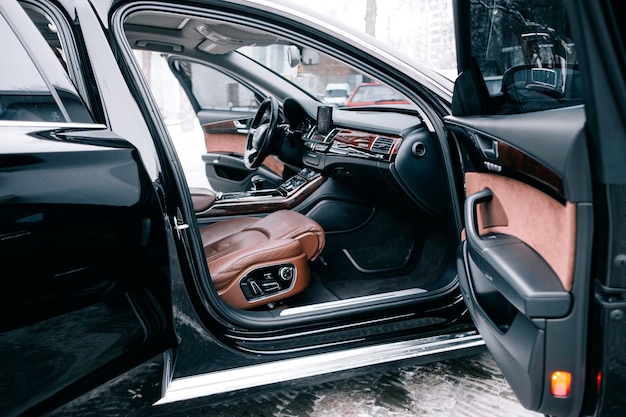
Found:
371,136 -> 395,154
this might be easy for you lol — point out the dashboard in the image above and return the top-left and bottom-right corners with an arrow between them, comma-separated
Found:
280,96 -> 447,217
198,96 -> 447,219
282,96 -> 419,165
304,127 -> 402,162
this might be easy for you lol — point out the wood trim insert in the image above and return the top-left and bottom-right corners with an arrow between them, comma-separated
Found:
197,175 -> 326,217
497,142 -> 564,197
330,129 -> 401,161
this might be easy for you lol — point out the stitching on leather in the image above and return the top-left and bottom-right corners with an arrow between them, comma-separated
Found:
205,231 -> 262,260
211,239 -> 300,281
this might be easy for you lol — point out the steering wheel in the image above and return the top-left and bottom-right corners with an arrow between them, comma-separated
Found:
244,97 -> 280,170
525,83 -> 564,99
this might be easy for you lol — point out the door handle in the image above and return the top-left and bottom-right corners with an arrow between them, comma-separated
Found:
234,119 -> 249,134
465,188 -> 493,245
233,119 -> 248,129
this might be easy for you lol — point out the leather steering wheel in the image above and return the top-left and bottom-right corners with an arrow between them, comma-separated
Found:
244,97 -> 280,170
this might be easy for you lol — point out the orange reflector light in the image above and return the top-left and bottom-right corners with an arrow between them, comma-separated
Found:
551,371 -> 571,397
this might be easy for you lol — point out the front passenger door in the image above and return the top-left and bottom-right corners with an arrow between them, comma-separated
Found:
166,57 -> 284,192
450,1 -> 594,416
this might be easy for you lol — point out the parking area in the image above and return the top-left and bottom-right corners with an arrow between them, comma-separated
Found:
181,352 -> 541,417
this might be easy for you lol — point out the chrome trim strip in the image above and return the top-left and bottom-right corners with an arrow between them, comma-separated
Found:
154,331 -> 484,406
0,121 -> 106,128
176,17 -> 190,30
279,288 -> 427,316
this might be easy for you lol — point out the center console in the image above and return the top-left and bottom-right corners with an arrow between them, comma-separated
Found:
197,168 -> 325,217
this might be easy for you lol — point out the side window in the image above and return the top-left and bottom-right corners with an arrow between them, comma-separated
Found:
20,2 -> 68,71
133,52 -> 268,190
177,60 -> 259,111
470,0 -> 584,114
0,13 -> 66,122
0,5 -> 92,123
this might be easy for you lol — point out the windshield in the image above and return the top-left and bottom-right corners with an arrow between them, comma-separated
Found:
349,84 -> 407,104
239,45 -> 410,108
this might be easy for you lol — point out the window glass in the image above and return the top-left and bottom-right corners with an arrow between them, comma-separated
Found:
239,45 -> 415,109
181,61 -> 258,111
20,3 -> 68,71
347,83 -> 409,106
19,1 -> 93,123
470,0 -> 583,113
0,13 -> 66,122
240,45 -> 364,105
316,1 -> 457,80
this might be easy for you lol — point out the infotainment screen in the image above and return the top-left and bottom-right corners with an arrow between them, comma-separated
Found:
317,105 -> 333,135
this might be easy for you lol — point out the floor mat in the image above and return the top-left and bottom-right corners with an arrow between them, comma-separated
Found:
324,226 -> 451,299
288,206 -> 452,306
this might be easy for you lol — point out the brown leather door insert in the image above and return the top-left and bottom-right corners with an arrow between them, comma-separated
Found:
465,172 -> 576,291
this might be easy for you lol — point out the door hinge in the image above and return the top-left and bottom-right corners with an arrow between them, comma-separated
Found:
595,280 -> 626,318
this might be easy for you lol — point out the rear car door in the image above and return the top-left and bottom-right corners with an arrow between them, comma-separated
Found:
450,0 -> 622,415
0,2 -> 177,415
165,56 -> 284,191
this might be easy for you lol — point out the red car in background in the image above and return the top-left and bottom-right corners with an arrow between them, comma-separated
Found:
345,82 -> 410,106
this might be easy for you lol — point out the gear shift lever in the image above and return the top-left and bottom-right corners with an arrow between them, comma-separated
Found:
251,175 -> 266,191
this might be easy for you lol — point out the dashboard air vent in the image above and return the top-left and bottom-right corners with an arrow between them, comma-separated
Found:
371,136 -> 395,154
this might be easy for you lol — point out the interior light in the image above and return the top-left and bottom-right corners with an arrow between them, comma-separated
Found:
551,371 -> 571,397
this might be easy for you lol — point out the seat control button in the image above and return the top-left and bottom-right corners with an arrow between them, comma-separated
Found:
279,266 -> 294,281
261,281 -> 281,292
249,280 -> 262,296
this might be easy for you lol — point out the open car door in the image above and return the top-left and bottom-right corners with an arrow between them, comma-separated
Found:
0,1 -> 179,415
449,1 -> 603,415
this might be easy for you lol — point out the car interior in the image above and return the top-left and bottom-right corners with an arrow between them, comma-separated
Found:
22,3 -> 585,331
120,8 -> 461,321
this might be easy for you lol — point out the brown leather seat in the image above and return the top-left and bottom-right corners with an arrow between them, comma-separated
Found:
200,210 -> 325,309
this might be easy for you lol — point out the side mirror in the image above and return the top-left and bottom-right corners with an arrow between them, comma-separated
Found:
286,45 -> 300,68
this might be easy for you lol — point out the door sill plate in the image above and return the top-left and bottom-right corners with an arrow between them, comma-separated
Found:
155,331 -> 484,405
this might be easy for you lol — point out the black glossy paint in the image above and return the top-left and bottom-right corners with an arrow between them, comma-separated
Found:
0,125 -> 174,416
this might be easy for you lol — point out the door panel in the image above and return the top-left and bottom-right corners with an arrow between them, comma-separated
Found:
448,105 -> 593,416
465,172 -> 577,291
202,152 -> 283,192
200,116 -> 284,191
464,188 -> 572,318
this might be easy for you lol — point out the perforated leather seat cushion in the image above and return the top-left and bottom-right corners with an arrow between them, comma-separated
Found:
200,210 -> 325,290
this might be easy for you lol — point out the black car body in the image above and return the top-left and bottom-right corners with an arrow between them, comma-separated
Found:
1,0 -> 625,416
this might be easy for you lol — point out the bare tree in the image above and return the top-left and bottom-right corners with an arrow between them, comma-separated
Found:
365,0 -> 376,36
